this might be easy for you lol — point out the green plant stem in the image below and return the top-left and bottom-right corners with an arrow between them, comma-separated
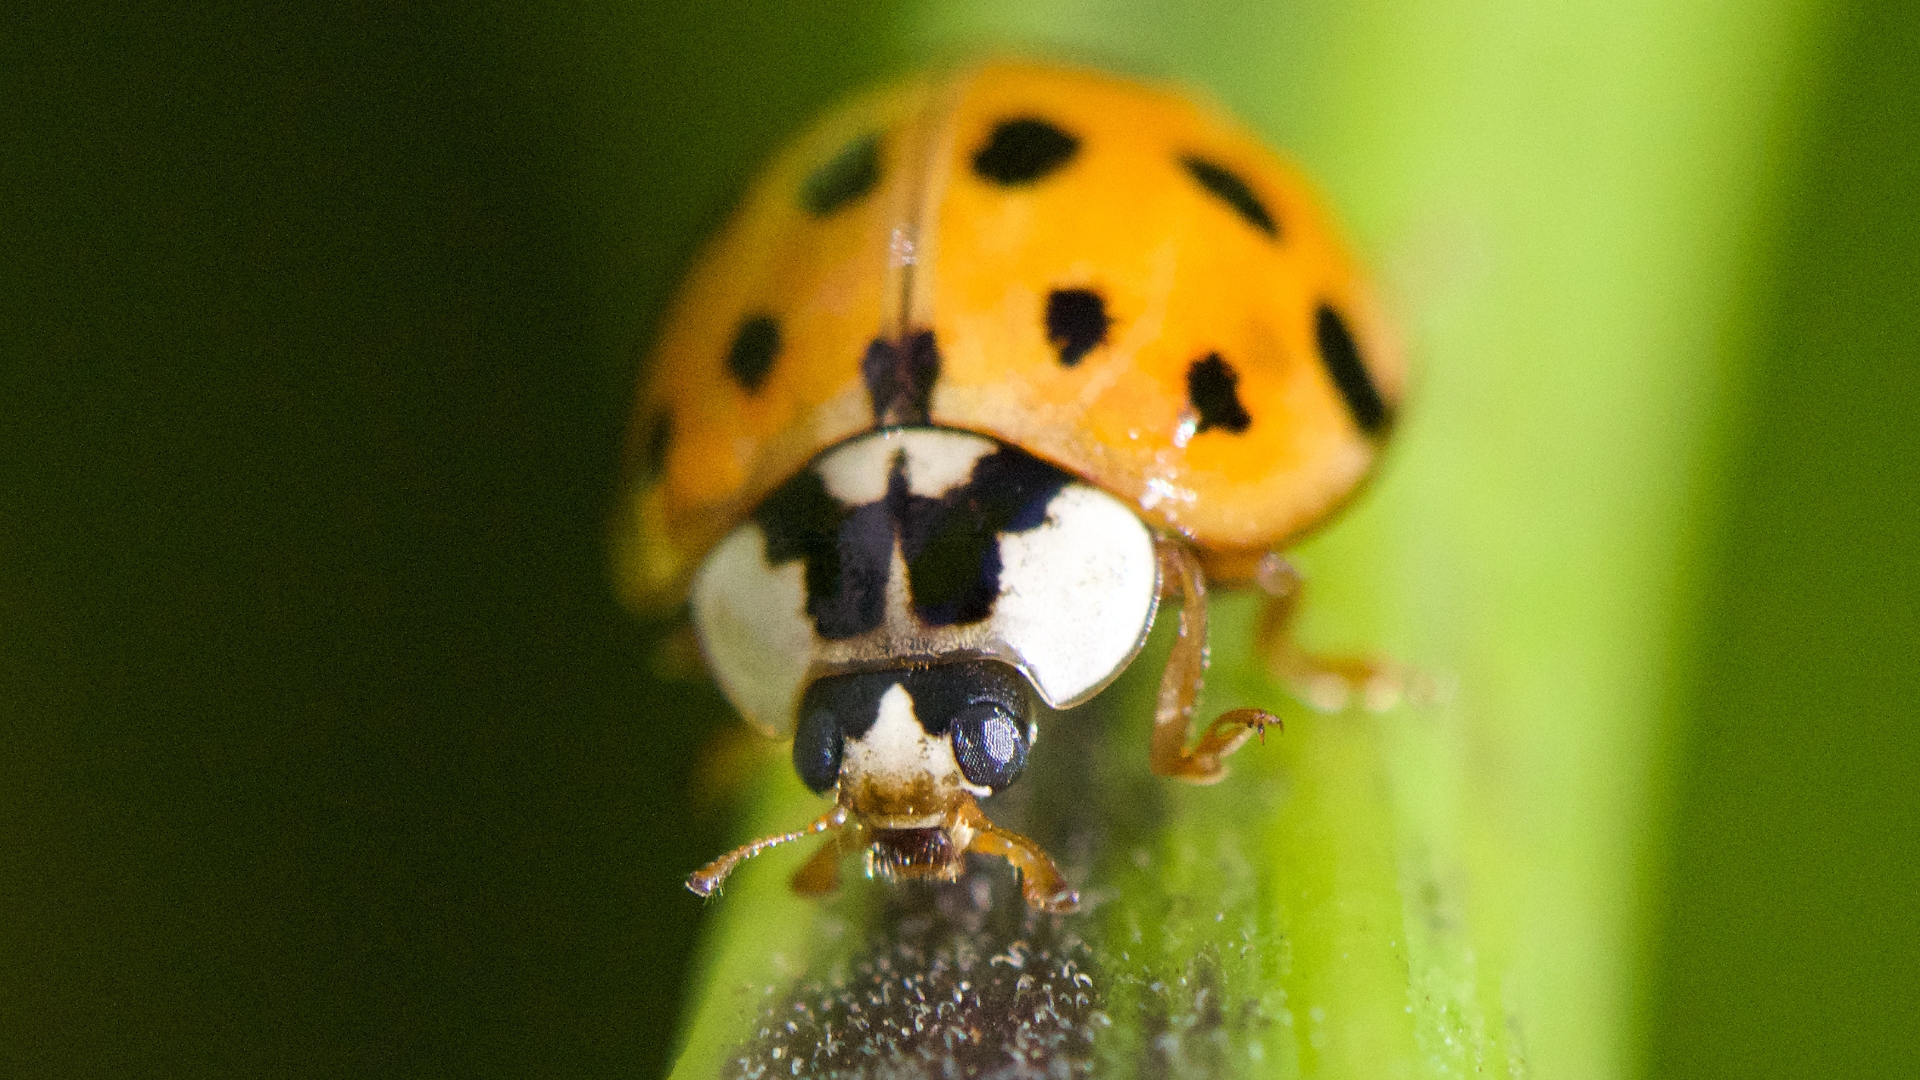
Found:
660,0 -> 1824,1076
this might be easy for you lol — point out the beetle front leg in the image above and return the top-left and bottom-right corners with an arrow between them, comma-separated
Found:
957,801 -> 1078,913
1149,539 -> 1282,784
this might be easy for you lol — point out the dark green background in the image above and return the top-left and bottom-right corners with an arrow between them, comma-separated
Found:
1640,0 -> 1920,1075
1,3 -> 1912,1078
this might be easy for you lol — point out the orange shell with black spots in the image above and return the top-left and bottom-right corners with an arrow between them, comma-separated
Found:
615,60 -> 1402,608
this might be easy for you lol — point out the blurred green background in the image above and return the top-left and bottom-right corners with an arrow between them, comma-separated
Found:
2,2 -> 1914,1078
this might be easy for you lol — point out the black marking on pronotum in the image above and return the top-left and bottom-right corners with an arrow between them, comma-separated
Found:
895,447 -> 1070,627
1045,288 -> 1109,367
726,313 -> 781,393
755,468 -> 890,641
753,444 -> 1071,639
1187,353 -> 1253,434
1181,156 -> 1278,239
861,330 -> 940,426
1314,303 -> 1390,435
800,132 -> 882,216
972,118 -> 1080,185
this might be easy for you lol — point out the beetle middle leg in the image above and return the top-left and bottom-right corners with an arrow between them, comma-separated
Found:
1149,539 -> 1281,785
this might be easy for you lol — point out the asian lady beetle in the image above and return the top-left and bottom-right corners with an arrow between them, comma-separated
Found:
615,60 -> 1405,913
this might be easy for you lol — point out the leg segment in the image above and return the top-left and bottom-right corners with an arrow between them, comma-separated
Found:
1189,706 -> 1282,763
1255,553 -> 1413,713
686,803 -> 849,898
958,802 -> 1078,913
1150,539 -> 1282,784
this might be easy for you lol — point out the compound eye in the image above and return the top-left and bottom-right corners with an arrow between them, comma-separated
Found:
792,704 -> 844,793
950,702 -> 1030,791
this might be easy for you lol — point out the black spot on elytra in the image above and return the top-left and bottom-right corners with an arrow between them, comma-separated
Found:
726,314 -> 781,393
862,330 -> 940,426
800,132 -> 881,216
1314,303 -> 1390,435
1045,288 -> 1109,367
972,118 -> 1079,185
1187,353 -> 1253,434
1181,156 -> 1278,238
753,442 -> 1071,639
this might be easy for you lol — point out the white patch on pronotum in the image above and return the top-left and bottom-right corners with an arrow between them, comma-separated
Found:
814,431 -> 896,505
815,427 -> 996,504
688,523 -> 812,738
900,430 -> 994,498
993,484 -> 1158,708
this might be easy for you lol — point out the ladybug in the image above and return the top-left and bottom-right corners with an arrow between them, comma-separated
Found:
615,60 -> 1405,913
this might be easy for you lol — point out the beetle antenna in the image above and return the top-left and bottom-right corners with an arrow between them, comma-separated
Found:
686,802 -> 849,898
